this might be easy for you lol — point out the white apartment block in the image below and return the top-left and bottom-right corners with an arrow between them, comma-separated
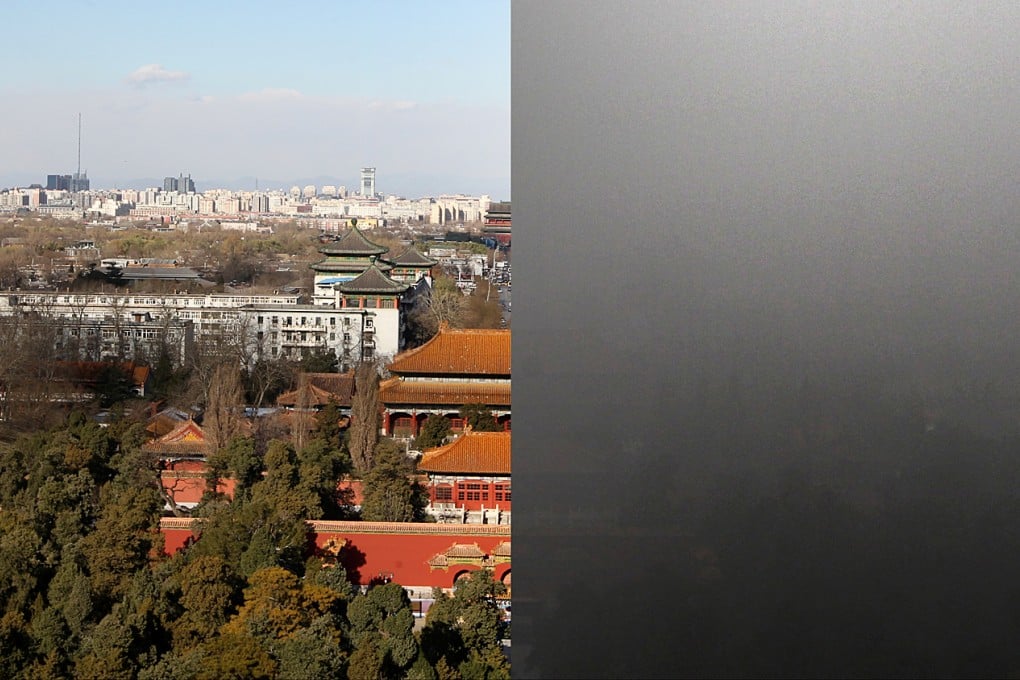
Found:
0,278 -> 420,370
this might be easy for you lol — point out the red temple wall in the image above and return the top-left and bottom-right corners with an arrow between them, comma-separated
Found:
160,520 -> 510,590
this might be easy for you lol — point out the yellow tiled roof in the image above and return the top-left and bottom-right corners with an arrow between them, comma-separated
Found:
418,431 -> 511,475
378,377 -> 511,407
143,419 -> 212,456
388,326 -> 510,376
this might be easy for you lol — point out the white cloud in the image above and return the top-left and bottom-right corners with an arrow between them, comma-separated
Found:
126,64 -> 190,86
238,88 -> 303,102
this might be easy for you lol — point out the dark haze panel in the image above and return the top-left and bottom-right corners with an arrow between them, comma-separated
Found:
514,2 -> 1020,677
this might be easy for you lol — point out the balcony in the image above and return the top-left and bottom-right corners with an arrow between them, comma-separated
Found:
280,338 -> 328,348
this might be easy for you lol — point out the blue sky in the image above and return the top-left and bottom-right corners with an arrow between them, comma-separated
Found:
0,0 -> 510,198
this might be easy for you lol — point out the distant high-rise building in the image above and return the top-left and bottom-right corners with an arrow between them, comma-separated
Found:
46,174 -> 71,191
360,167 -> 376,197
70,172 -> 89,192
165,173 -> 194,193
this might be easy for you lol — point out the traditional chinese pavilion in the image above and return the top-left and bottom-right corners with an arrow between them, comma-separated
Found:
142,419 -> 236,514
379,325 -> 511,437
143,418 -> 213,461
482,202 -> 511,246
417,430 -> 511,524
310,223 -> 393,303
276,371 -> 356,411
382,245 -> 438,284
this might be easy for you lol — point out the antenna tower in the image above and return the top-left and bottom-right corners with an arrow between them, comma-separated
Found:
76,113 -> 81,188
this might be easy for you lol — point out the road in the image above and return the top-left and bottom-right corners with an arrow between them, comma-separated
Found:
499,285 -> 511,326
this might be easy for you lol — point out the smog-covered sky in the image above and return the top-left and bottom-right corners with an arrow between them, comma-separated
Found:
518,1 -> 1020,438
514,3 -> 1020,676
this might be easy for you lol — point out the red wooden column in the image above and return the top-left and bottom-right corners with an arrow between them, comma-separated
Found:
382,412 -> 392,436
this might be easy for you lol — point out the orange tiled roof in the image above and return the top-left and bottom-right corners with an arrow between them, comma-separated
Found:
378,377 -> 511,407
418,431 -> 511,475
143,419 -> 212,457
277,383 -> 337,408
387,326 -> 510,376
444,543 -> 486,558
492,541 -> 512,557
277,371 -> 356,408
53,360 -> 149,389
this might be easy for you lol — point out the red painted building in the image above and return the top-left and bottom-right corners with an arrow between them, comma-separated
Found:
418,430 -> 511,524
482,202 -> 511,247
161,458 -> 235,513
380,325 -> 511,437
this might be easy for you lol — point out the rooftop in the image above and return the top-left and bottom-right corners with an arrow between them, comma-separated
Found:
142,419 -> 212,458
387,325 -> 511,376
385,245 -> 438,268
119,267 -> 202,280
317,225 -> 389,257
337,264 -> 410,295
379,377 -> 510,407
418,430 -> 511,475
277,371 -> 355,408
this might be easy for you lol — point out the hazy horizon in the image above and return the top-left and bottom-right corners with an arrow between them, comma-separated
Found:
0,171 -> 509,200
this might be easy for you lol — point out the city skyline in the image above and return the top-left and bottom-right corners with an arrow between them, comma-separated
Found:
0,0 -> 510,199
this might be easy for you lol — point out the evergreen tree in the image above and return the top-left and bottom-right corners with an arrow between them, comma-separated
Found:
360,439 -> 424,522
415,414 -> 452,450
297,435 -> 353,519
422,570 -> 509,677
170,555 -> 244,646
347,582 -> 419,672
459,403 -> 501,432
349,360 -> 380,473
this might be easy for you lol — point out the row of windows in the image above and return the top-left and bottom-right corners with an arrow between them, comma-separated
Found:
258,316 -> 372,329
452,491 -> 511,502
435,485 -> 511,503
70,328 -> 163,339
341,298 -> 398,309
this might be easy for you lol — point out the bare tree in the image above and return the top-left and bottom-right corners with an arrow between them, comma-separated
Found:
289,374 -> 315,452
406,274 -> 466,345
0,247 -> 26,290
0,312 -> 24,428
184,312 -> 249,407
0,313 -> 63,434
248,356 -> 295,410
67,293 -> 90,360
203,361 -> 246,453
154,297 -> 187,367
107,293 -> 129,361
348,360 -> 380,474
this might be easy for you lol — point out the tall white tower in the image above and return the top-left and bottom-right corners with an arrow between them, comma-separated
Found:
360,167 -> 376,198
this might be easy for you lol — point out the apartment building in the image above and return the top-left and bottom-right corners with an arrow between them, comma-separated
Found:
0,288 -> 403,369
